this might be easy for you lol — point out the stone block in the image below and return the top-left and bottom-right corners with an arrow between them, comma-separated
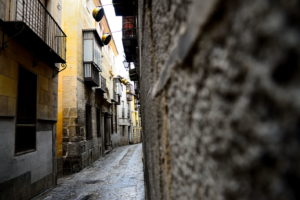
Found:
7,97 -> 16,116
85,140 -> 92,151
69,108 -> 77,116
48,78 -> 53,94
68,126 -> 76,137
53,82 -> 58,95
63,128 -> 68,137
97,137 -> 102,145
39,75 -> 48,91
48,106 -> 53,119
67,143 -> 79,156
80,127 -> 85,136
0,75 -> 17,98
37,104 -> 48,119
92,138 -> 98,147
63,118 -> 69,127
53,95 -> 58,108
93,146 -> 99,155
69,118 -> 77,125
52,107 -> 58,120
9,60 -> 18,80
63,108 -> 69,117
81,152 -> 88,161
0,95 -> 8,115
0,53 -> 11,77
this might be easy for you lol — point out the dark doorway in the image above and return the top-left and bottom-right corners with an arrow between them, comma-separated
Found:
96,108 -> 101,138
15,67 -> 37,155
86,105 -> 92,140
104,113 -> 108,150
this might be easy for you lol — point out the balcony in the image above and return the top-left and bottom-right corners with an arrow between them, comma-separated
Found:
2,0 -> 66,64
112,90 -> 117,103
126,84 -> 135,94
129,68 -> 138,81
122,16 -> 137,62
96,75 -> 106,93
127,93 -> 132,101
134,81 -> 140,94
112,0 -> 136,16
84,63 -> 100,87
115,91 -> 121,105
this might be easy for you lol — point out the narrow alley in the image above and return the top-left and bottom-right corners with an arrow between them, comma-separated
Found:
35,144 -> 144,200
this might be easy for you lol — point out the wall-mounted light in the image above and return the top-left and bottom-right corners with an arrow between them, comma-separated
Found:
123,60 -> 130,71
102,34 -> 112,45
93,7 -> 104,22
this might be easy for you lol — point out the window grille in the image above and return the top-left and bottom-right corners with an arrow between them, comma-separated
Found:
86,105 -> 92,140
15,67 -> 37,154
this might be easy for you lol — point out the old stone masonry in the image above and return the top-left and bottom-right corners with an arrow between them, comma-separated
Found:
34,144 -> 145,200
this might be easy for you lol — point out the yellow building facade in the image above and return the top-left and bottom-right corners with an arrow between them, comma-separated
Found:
56,0 -> 119,175
131,95 -> 142,143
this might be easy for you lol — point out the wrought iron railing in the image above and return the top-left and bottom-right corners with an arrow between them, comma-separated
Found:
14,0 -> 66,62
100,75 -> 106,91
84,63 -> 100,86
127,93 -> 132,101
114,90 -> 117,102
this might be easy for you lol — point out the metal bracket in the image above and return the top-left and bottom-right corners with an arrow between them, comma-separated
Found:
0,23 -> 25,51
53,63 -> 67,78
33,56 -> 41,67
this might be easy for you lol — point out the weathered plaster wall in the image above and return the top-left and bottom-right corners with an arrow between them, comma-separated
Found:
139,0 -> 300,200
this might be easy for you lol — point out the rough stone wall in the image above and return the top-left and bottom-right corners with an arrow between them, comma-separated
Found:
139,0 -> 300,200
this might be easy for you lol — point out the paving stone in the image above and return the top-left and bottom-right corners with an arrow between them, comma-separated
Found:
34,144 -> 145,200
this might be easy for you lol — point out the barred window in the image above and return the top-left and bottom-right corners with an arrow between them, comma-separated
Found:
15,67 -> 37,155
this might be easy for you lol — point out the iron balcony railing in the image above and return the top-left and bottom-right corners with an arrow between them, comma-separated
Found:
127,93 -> 132,101
14,0 -> 66,62
114,90 -> 117,102
100,75 -> 106,91
84,62 -> 100,86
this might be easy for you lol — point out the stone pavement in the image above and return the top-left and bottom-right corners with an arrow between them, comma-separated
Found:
34,144 -> 145,200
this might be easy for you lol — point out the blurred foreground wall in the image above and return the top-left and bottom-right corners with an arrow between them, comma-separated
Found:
138,1 -> 300,199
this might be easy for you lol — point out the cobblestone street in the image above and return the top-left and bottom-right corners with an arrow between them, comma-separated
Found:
35,144 -> 144,200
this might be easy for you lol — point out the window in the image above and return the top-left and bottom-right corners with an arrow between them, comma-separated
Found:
122,126 -> 125,136
86,105 -> 92,140
15,67 -> 37,154
83,31 -> 102,68
96,108 -> 101,137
